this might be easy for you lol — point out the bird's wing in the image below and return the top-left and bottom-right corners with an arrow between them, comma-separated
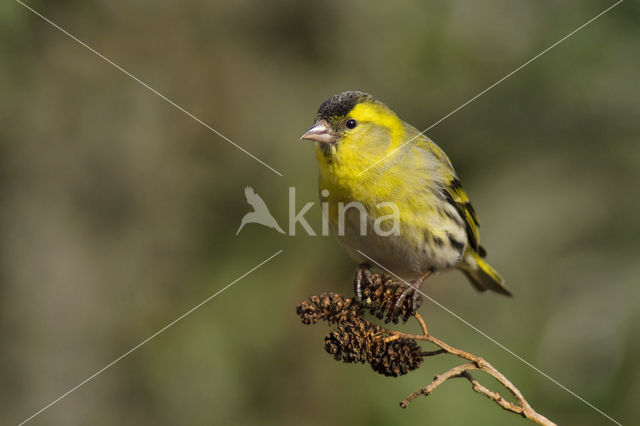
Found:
244,186 -> 269,211
413,134 -> 483,254
440,176 -> 482,254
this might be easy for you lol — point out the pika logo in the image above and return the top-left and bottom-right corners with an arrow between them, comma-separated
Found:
236,186 -> 285,235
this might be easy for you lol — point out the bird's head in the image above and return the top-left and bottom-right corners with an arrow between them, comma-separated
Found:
300,91 -> 405,168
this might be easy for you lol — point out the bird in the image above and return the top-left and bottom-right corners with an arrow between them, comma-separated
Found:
300,91 -> 512,307
236,186 -> 285,235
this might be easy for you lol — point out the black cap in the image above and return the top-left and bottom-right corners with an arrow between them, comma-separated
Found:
317,91 -> 374,120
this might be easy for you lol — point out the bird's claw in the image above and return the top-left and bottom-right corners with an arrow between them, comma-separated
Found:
353,263 -> 372,302
394,270 -> 431,312
394,282 -> 422,311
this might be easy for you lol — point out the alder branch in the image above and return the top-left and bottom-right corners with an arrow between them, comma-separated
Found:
390,313 -> 556,426
295,272 -> 556,426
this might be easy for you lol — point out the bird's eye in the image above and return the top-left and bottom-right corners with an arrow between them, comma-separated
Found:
346,119 -> 357,129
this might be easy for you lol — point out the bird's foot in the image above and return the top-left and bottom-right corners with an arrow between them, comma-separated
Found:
394,285 -> 421,311
353,263 -> 372,302
394,270 -> 432,311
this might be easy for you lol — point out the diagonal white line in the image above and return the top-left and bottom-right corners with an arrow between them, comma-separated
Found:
356,249 -> 622,426
17,249 -> 284,426
15,0 -> 284,177
358,0 -> 623,176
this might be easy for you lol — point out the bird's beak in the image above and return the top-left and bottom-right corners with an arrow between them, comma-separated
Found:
300,120 -> 336,144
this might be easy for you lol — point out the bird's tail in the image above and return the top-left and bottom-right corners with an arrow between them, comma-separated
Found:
459,251 -> 512,297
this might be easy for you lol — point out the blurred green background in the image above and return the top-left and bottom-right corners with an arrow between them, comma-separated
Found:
1,0 -> 639,425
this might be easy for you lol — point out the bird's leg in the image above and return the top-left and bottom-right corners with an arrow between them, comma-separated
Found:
353,263 -> 372,301
395,269 -> 432,310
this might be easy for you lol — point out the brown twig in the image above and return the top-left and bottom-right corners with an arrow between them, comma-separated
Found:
419,349 -> 447,357
296,273 -> 556,425
393,314 -> 556,426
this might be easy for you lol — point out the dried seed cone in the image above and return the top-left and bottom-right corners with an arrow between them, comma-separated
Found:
296,292 -> 361,325
323,317 -> 423,377
297,279 -> 424,377
360,273 -> 422,323
370,338 -> 423,377
324,319 -> 383,364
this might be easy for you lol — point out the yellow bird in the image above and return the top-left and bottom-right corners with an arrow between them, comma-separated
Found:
301,91 -> 512,306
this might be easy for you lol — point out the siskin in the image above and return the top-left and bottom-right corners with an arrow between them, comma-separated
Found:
301,91 -> 512,306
